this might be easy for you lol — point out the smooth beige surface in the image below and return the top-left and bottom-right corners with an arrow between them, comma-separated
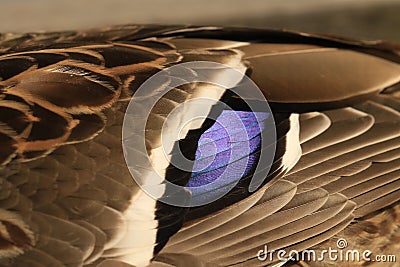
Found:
0,0 -> 399,41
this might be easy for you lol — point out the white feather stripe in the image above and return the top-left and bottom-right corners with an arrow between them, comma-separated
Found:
109,191 -> 158,267
282,114 -> 302,172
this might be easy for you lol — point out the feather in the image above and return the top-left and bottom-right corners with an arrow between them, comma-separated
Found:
0,25 -> 399,267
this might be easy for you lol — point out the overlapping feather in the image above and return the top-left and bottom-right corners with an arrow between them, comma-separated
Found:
0,25 -> 399,267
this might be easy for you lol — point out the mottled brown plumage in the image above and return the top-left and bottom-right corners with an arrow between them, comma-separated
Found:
0,25 -> 399,267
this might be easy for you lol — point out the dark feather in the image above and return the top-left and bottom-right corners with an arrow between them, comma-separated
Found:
0,25 -> 399,267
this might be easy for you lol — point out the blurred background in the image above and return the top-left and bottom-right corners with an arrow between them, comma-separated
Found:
1,0 -> 399,41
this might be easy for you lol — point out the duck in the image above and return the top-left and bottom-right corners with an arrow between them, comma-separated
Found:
0,25 -> 399,267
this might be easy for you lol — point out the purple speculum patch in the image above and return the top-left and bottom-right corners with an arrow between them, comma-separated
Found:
187,110 -> 270,200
